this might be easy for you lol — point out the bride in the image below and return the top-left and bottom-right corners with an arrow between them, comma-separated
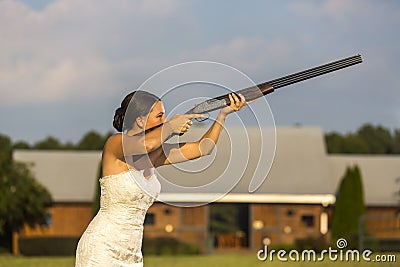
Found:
75,90 -> 247,266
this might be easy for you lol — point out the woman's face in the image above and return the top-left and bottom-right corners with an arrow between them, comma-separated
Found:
139,101 -> 166,130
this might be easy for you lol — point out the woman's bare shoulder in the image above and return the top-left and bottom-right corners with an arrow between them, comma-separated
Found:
104,133 -> 123,153
102,134 -> 128,176
106,133 -> 123,143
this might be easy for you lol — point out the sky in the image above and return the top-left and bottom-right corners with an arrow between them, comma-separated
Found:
0,0 -> 399,144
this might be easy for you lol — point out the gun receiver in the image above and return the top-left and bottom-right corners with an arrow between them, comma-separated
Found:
185,54 -> 362,114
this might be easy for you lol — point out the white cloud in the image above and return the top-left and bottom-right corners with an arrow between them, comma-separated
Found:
180,37 -> 293,74
0,0 -> 183,106
137,0 -> 181,16
289,0 -> 400,24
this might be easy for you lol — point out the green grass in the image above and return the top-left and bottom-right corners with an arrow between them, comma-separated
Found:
0,254 -> 74,267
0,252 -> 399,267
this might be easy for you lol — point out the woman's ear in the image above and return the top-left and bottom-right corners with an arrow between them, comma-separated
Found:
135,116 -> 144,129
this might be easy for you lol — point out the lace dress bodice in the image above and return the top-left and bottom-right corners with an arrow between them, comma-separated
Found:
75,169 -> 161,267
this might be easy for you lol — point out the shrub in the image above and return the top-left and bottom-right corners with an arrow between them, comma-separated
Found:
19,236 -> 79,256
143,237 -> 200,255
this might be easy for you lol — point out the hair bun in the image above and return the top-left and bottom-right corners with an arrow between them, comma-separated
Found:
112,91 -> 160,132
113,107 -> 124,132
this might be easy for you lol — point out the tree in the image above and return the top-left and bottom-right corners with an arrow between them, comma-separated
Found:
12,141 -> 31,149
33,136 -> 63,150
0,135 -> 13,176
342,134 -> 369,154
325,132 -> 345,153
0,163 -> 52,231
12,129 -> 114,151
325,124 -> 400,154
77,130 -> 105,150
0,133 -> 52,252
63,141 -> 76,150
357,124 -> 393,154
331,165 -> 366,248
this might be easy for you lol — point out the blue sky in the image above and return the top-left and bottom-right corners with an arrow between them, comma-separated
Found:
0,0 -> 399,144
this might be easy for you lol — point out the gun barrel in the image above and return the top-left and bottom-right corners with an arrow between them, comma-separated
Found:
187,54 -> 363,114
267,54 -> 362,89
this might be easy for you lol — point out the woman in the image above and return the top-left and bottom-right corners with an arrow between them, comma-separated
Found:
75,90 -> 247,266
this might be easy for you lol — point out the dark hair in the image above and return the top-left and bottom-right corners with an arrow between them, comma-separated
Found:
113,90 -> 160,132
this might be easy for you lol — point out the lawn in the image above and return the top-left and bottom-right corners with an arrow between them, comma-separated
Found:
0,252 -> 398,267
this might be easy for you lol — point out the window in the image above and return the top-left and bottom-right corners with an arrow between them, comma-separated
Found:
301,215 -> 315,227
144,213 -> 155,225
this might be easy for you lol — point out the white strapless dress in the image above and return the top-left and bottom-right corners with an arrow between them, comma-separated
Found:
75,169 -> 161,267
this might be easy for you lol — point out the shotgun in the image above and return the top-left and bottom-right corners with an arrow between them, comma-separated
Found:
133,55 -> 362,136
185,54 -> 362,114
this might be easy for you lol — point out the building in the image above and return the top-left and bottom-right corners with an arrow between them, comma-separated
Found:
11,150 -> 101,255
13,126 -> 400,254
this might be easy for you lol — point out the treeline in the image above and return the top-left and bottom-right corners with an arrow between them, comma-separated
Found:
12,130 -> 114,151
325,124 -> 400,154
7,123 -> 400,154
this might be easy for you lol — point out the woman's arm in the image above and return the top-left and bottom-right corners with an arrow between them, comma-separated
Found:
105,113 -> 203,158
158,93 -> 246,166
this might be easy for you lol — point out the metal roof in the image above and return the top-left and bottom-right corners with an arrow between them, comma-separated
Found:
13,150 -> 101,202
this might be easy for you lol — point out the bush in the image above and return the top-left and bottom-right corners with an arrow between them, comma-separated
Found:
19,236 -> 79,256
19,236 -> 201,256
143,237 -> 200,255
